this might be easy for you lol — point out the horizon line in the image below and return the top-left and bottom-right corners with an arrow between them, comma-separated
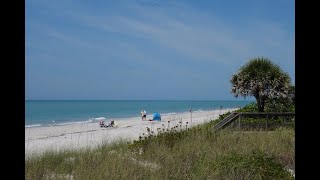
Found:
26,99 -> 254,101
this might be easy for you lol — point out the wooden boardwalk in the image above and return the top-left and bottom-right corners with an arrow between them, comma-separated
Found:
213,112 -> 295,131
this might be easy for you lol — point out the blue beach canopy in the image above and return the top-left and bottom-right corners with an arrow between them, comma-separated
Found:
152,113 -> 161,121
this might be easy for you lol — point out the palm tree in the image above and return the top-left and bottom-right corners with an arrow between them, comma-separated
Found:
230,57 -> 292,112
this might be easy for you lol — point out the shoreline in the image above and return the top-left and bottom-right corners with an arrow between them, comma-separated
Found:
25,106 -> 245,128
25,108 -> 238,157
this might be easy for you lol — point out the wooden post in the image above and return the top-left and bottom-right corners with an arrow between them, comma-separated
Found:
238,113 -> 241,130
190,108 -> 193,126
266,115 -> 268,130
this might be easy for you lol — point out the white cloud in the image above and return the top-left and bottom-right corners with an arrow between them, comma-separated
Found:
55,2 -> 292,66
28,0 -> 294,75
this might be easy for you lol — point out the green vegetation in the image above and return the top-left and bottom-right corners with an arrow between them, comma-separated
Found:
26,113 -> 295,179
265,85 -> 295,112
230,57 -> 294,112
213,102 -> 295,131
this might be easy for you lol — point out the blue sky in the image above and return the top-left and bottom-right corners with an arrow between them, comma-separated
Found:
26,0 -> 295,100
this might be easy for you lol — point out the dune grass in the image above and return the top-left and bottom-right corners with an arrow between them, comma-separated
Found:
25,116 -> 294,180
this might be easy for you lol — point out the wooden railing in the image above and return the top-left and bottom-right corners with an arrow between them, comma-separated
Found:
213,112 -> 295,131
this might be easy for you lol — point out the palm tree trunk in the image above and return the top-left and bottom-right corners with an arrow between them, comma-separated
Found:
261,98 -> 265,112
255,95 -> 264,112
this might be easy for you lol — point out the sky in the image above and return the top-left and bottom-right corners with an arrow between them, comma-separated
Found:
26,0 -> 295,100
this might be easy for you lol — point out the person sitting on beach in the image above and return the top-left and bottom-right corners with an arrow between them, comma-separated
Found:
99,119 -> 105,127
110,120 -> 118,127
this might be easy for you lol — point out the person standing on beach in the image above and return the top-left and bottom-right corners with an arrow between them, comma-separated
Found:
143,110 -> 147,120
141,110 -> 144,120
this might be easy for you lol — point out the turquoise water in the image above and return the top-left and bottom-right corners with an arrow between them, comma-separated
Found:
25,100 -> 252,127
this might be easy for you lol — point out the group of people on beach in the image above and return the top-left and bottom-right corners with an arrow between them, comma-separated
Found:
99,106 -> 227,127
99,119 -> 118,128
141,109 -> 147,120
98,109 -> 154,128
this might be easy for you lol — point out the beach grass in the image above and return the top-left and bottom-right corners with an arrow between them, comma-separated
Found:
25,115 -> 294,180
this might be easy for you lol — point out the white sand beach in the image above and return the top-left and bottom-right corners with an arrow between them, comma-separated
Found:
25,108 -> 238,157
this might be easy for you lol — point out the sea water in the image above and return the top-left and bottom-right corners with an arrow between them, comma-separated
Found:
25,100 -> 252,127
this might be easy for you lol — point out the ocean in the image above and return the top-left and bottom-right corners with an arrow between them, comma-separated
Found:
25,100 -> 253,127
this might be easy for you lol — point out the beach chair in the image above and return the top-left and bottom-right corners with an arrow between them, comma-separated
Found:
99,120 -> 105,127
